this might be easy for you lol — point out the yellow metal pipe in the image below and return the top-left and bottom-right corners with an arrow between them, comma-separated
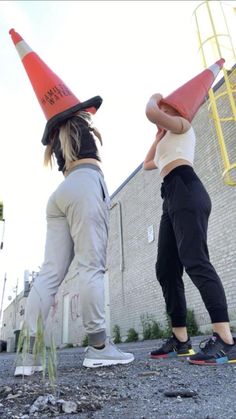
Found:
193,0 -> 236,186
222,68 -> 236,120
220,1 -> 236,61
208,89 -> 230,168
206,1 -> 222,58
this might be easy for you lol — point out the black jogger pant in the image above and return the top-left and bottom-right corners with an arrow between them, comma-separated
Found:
156,165 -> 229,327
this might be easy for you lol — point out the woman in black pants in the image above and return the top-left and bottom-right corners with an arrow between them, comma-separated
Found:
143,91 -> 236,365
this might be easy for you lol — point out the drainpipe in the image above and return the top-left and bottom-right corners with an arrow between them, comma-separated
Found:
110,201 -> 124,272
110,201 -> 125,302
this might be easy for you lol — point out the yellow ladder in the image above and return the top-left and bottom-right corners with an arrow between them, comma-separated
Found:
193,0 -> 236,186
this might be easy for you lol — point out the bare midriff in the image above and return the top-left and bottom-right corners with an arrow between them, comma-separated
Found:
68,158 -> 100,170
64,158 -> 101,177
160,159 -> 193,178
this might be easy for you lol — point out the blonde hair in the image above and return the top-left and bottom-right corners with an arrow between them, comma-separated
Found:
44,111 -> 102,171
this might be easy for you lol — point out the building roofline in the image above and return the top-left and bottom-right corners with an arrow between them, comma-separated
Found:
110,163 -> 143,199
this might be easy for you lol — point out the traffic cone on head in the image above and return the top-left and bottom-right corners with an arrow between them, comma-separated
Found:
160,59 -> 225,122
9,29 -> 103,145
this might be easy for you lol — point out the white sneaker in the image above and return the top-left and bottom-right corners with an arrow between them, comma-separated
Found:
14,353 -> 43,376
82,339 -> 134,368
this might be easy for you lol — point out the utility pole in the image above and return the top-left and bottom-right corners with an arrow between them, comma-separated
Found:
13,278 -> 19,330
0,219 -> 5,251
0,201 -> 5,251
0,273 -> 7,334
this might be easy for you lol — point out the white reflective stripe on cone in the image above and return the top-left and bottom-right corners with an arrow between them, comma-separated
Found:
208,62 -> 222,78
15,40 -> 32,60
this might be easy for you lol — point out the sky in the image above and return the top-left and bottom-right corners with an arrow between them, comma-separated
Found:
0,0 -> 235,309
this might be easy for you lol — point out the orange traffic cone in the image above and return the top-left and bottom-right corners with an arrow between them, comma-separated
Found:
160,59 -> 225,122
9,29 -> 102,145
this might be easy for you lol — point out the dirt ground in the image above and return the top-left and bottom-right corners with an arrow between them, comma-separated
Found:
0,337 -> 236,418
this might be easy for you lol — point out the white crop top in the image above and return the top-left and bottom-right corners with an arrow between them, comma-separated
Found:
154,126 -> 196,174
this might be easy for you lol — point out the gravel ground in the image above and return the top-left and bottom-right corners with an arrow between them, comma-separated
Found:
0,336 -> 236,418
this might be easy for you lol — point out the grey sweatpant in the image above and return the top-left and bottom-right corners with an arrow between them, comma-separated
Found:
25,164 -> 110,346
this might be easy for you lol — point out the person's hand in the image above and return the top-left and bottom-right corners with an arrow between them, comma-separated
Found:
157,126 -> 165,134
145,93 -> 163,124
150,93 -> 163,105
155,126 -> 166,143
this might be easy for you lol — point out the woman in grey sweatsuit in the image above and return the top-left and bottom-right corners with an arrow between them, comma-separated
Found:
15,111 -> 134,375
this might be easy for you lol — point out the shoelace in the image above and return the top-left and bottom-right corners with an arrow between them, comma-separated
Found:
161,336 -> 176,350
199,335 -> 217,352
108,339 -> 124,354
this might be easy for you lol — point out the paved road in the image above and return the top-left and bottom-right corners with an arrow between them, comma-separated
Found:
0,336 -> 236,418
